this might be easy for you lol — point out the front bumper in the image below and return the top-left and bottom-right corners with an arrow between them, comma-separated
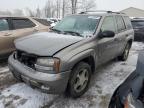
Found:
8,54 -> 71,94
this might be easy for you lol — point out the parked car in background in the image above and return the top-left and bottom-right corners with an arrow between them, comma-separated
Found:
109,51 -> 144,108
47,18 -> 60,27
33,18 -> 51,27
8,11 -> 134,98
0,16 -> 49,58
131,18 -> 144,41
49,18 -> 60,23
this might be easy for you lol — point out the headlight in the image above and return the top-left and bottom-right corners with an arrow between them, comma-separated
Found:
35,58 -> 60,73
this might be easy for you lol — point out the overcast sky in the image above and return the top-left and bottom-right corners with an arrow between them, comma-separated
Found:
0,0 -> 144,11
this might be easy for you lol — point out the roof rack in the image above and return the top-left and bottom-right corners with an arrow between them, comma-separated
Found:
133,17 -> 144,19
79,10 -> 125,14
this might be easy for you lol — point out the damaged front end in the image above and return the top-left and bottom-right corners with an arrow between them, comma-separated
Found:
14,50 -> 37,69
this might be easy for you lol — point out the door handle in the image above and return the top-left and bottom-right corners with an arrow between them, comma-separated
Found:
4,33 -> 12,36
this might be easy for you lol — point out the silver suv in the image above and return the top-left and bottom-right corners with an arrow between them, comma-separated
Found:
8,11 -> 134,98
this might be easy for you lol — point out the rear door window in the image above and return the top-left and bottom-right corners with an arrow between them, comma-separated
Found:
101,16 -> 116,33
0,19 -> 9,31
34,18 -> 50,26
124,16 -> 133,29
12,18 -> 36,29
115,16 -> 126,32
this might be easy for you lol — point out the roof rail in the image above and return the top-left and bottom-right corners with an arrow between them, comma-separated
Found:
79,10 -> 125,14
108,11 -> 126,14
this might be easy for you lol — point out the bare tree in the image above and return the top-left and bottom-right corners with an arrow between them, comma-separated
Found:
62,0 -> 66,17
81,0 -> 96,11
44,0 -> 57,18
44,0 -> 51,17
2,0 -> 96,18
25,8 -> 35,17
6,10 -> 12,16
0,10 -> 12,16
13,9 -> 24,16
36,7 -> 41,18
71,0 -> 78,14
56,0 -> 60,18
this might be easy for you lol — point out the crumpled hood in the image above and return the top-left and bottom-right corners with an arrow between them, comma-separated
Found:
15,32 -> 83,56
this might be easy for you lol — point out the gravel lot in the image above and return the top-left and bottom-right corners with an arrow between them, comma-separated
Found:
0,42 -> 144,108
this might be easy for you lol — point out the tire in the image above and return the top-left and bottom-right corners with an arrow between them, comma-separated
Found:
66,62 -> 92,98
118,43 -> 130,61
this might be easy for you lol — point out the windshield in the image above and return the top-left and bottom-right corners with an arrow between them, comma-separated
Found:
53,15 -> 101,37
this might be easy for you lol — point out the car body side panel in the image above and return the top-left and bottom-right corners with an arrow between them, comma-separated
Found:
0,17 -> 49,57
29,17 -> 49,32
63,49 -> 96,72
0,30 -> 15,55
11,28 -> 36,39
54,39 -> 97,72
97,37 -> 118,65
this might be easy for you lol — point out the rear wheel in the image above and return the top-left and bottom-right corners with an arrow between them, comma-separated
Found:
118,43 -> 130,61
66,62 -> 91,98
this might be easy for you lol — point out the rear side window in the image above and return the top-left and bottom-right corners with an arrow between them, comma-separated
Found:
131,20 -> 144,28
12,18 -> 36,29
115,16 -> 126,32
34,18 -> 50,26
51,19 -> 57,23
101,16 -> 116,33
124,16 -> 132,29
0,19 -> 9,31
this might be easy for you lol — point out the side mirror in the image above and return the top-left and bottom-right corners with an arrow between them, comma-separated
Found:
99,30 -> 115,38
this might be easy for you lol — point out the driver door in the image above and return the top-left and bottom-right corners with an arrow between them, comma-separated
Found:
97,16 -> 118,65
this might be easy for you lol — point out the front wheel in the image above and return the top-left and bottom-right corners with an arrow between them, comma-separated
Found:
118,43 -> 130,61
66,62 -> 92,98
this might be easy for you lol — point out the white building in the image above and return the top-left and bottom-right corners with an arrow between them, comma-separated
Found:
120,7 -> 144,17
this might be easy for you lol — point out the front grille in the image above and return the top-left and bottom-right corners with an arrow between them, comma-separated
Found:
15,50 -> 37,69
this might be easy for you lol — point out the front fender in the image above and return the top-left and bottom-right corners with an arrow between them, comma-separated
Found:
61,49 -> 96,72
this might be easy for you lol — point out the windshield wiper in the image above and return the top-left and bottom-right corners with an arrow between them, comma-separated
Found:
63,31 -> 83,37
51,28 -> 62,33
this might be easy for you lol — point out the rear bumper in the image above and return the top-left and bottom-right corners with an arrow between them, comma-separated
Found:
8,54 -> 71,94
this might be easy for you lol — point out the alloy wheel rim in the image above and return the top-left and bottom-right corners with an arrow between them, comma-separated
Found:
74,69 -> 89,93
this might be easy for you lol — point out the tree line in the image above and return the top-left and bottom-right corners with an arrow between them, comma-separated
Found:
0,0 -> 96,18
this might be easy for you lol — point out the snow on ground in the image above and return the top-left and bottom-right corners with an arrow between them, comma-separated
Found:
0,84 -> 58,108
0,42 -> 144,108
0,66 -> 9,75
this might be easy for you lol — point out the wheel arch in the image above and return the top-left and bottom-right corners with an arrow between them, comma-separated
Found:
68,49 -> 96,73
